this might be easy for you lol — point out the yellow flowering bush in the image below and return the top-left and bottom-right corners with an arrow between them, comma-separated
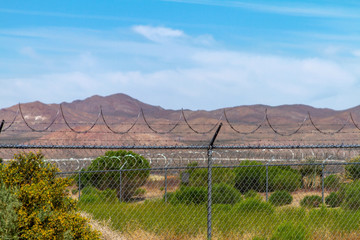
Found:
0,152 -> 101,240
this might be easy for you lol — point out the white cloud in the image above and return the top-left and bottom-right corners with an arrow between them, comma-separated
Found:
1,25 -> 360,110
352,50 -> 360,57
163,0 -> 360,18
132,25 -> 185,43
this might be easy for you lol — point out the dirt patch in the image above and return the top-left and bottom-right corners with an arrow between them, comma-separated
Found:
80,212 -> 125,240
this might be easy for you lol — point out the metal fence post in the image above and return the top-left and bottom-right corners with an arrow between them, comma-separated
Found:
207,147 -> 213,240
266,163 -> 269,202
322,162 -> 325,204
78,170 -> 81,200
164,165 -> 168,203
207,123 -> 222,240
0,120 -> 4,133
119,169 -> 122,202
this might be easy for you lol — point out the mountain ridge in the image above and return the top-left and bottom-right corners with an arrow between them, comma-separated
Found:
1,93 -> 360,123
1,93 -> 360,147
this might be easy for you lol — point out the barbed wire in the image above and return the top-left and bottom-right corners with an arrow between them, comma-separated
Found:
223,108 -> 265,134
1,143 -> 360,150
19,104 -> 59,132
1,103 -> 360,136
102,106 -> 140,134
141,108 -> 181,134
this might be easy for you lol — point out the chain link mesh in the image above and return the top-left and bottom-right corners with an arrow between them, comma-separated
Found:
3,149 -> 347,239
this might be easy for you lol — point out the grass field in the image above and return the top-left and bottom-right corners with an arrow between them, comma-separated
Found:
77,186 -> 360,240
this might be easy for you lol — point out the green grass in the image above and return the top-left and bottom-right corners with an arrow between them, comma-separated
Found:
78,188 -> 360,239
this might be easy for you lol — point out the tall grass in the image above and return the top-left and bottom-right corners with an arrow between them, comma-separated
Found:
77,187 -> 360,239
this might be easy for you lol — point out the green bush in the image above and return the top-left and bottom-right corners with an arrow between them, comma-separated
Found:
299,158 -> 323,190
134,188 -> 146,197
244,189 -> 262,200
324,174 -> 341,190
300,195 -> 322,208
234,160 -> 264,193
80,186 -> 118,204
234,198 -> 274,214
170,183 -> 242,205
325,192 -> 342,208
234,161 -> 301,194
342,180 -> 360,210
0,184 -> 20,240
80,150 -> 150,201
269,190 -> 293,206
169,186 -> 207,205
299,158 -> 322,177
270,222 -> 307,240
268,167 -> 301,192
1,152 -> 100,239
182,162 -> 235,187
345,156 -> 360,180
212,183 -> 242,204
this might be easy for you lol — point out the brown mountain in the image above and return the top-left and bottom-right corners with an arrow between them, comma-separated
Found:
1,93 -> 360,146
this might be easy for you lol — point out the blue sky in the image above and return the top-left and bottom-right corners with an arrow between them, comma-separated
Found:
1,0 -> 360,110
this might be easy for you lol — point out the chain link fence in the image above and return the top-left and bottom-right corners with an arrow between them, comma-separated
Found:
46,148 -> 360,240
3,116 -> 360,239
2,144 -> 360,239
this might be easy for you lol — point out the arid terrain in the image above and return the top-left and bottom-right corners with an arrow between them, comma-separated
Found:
1,93 -> 360,147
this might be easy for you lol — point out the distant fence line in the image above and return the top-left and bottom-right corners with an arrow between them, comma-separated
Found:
1,103 -> 360,135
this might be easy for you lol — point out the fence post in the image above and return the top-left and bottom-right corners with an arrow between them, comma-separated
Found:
207,123 -> 222,240
207,147 -> 213,240
322,162 -> 325,204
78,170 -> 81,200
0,120 -> 4,133
164,164 -> 168,203
266,163 -> 269,202
119,169 -> 122,202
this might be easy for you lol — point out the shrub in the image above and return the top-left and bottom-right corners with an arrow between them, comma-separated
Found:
169,186 -> 207,205
325,192 -> 342,208
80,186 -> 118,204
244,189 -> 262,200
234,161 -> 301,193
270,222 -> 307,240
269,190 -> 293,206
2,152 -> 58,187
182,162 -> 235,187
299,158 -> 322,189
234,198 -> 274,214
134,188 -> 146,197
1,152 -> 100,239
336,183 -> 348,203
345,156 -> 360,180
268,168 -> 301,192
300,195 -> 322,208
212,183 -> 242,204
234,160 -> 264,193
80,150 -> 150,201
342,180 -> 360,210
0,184 -> 20,239
324,174 -> 341,190
299,158 -> 322,177
169,183 -> 242,205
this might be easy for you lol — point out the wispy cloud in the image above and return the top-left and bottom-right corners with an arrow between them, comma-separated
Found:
0,8 -> 139,22
1,25 -> 360,110
133,25 -> 185,43
164,0 -> 359,18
